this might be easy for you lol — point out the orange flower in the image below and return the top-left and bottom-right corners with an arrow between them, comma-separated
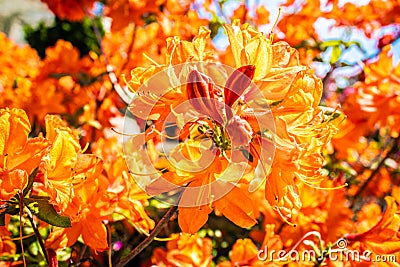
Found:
145,139 -> 257,234
0,224 -> 17,266
41,0 -> 96,21
277,1 -> 321,43
327,0 -> 400,37
151,233 -> 212,267
346,196 -> 400,257
127,20 -> 344,233
0,33 -> 40,115
91,137 -> 155,232
218,238 -> 262,267
37,115 -> 108,251
218,225 -> 283,267
0,108 -> 49,201
223,21 -> 345,221
45,175 -> 109,251
264,180 -> 354,249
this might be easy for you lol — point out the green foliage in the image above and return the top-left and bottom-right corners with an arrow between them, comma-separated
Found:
23,167 -> 39,197
319,39 -> 363,64
209,15 -> 225,38
0,167 -> 71,228
23,197 -> 71,228
23,17 -> 105,58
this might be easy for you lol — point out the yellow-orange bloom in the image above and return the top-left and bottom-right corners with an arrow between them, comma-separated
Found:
127,20 -> 345,232
0,108 -> 49,201
151,233 -> 212,267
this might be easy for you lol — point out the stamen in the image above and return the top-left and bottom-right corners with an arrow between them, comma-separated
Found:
114,211 -> 177,241
196,173 -> 212,207
141,230 -> 178,241
249,143 -> 274,192
153,127 -> 180,139
270,7 -> 281,43
142,53 -> 161,66
208,194 -> 215,209
275,231 -> 322,262
274,205 -> 297,227
301,178 -> 348,190
111,127 -> 137,137
128,169 -> 166,176
122,74 -> 134,92
11,233 -> 35,241
3,153 -> 8,170
81,142 -> 90,153
221,150 -> 232,163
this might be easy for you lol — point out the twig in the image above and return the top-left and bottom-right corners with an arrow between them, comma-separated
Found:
114,204 -> 179,267
77,245 -> 88,263
19,193 -> 27,267
25,207 -> 49,264
105,222 -> 112,267
350,136 -> 400,209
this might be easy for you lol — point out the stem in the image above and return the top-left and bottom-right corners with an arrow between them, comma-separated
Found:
77,245 -> 88,263
25,207 -> 49,264
19,193 -> 27,267
114,204 -> 179,267
350,136 -> 400,209
106,222 -> 112,267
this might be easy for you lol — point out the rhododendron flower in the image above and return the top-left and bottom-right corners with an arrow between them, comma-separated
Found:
125,20 -> 345,233
0,108 -> 49,202
41,0 -> 96,21
346,196 -> 400,258
39,115 -> 103,214
151,233 -> 213,267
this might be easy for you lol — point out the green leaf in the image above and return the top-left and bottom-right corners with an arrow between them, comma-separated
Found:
240,149 -> 253,163
330,46 -> 342,64
0,254 -> 21,262
1,203 -> 20,216
209,15 -> 225,39
319,40 -> 342,50
23,198 -> 71,228
23,167 -> 39,197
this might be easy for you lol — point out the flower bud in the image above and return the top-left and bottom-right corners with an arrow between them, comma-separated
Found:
224,65 -> 255,107
186,70 -> 223,123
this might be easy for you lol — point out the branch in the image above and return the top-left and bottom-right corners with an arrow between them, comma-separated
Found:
80,3 -> 132,104
25,207 -> 49,264
114,204 -> 179,267
350,136 -> 400,209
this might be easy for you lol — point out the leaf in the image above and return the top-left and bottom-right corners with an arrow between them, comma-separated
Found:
2,202 -> 19,216
240,148 -> 253,163
23,198 -> 71,228
319,40 -> 342,50
23,167 -> 39,197
330,46 -> 342,64
209,15 -> 224,39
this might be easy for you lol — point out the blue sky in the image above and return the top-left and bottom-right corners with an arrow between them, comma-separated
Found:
209,0 -> 399,65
